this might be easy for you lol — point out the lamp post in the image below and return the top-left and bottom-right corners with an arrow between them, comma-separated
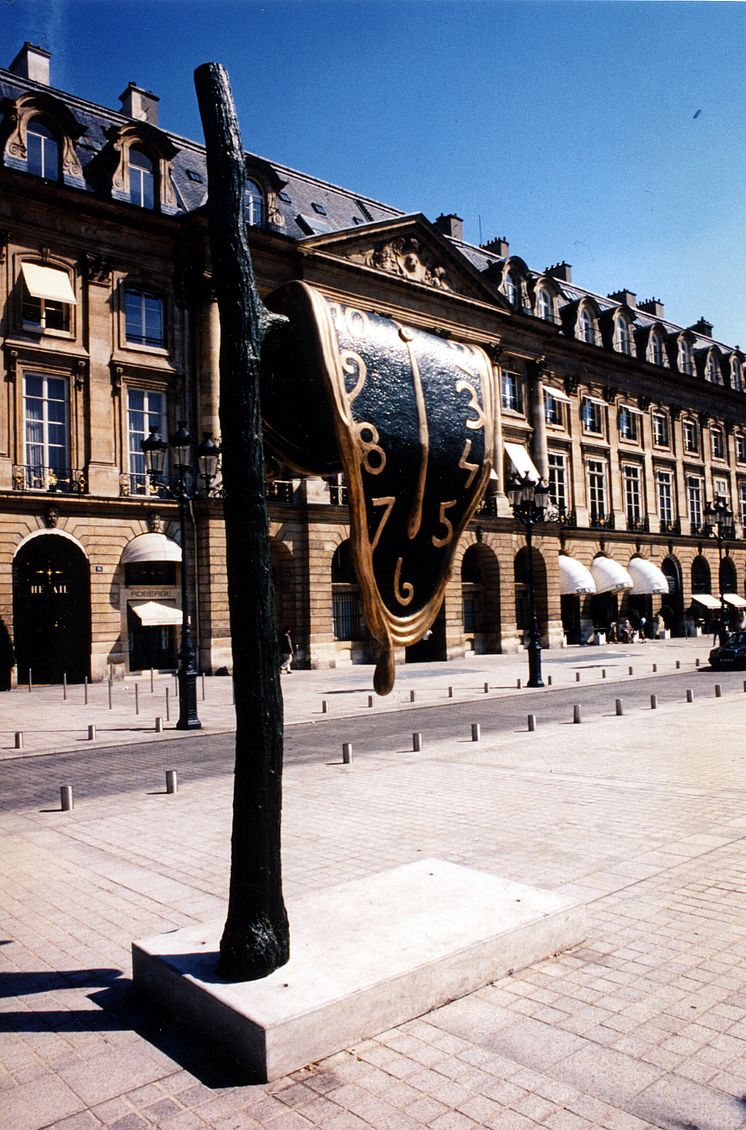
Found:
142,422 -> 221,729
508,472 -> 554,688
704,496 -> 733,626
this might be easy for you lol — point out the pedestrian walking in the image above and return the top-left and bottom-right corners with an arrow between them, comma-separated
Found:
279,626 -> 294,673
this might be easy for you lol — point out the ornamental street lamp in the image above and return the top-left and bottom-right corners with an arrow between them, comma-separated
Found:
704,496 -> 733,623
508,472 -> 555,688
142,422 -> 221,729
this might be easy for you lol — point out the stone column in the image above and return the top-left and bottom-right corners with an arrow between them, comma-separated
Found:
528,359 -> 549,480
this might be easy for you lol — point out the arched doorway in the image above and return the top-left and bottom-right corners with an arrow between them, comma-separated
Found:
690,554 -> 713,633
406,602 -> 446,663
720,556 -> 737,595
514,546 -> 548,643
13,533 -> 90,683
331,541 -> 364,643
460,543 -> 500,653
660,556 -> 684,636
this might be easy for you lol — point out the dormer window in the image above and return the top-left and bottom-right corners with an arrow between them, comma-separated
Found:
505,270 -> 520,306
538,288 -> 554,322
707,353 -> 722,384
616,318 -> 632,355
26,119 -> 60,181
732,358 -> 743,392
128,148 -> 155,209
679,338 -> 694,375
579,308 -> 596,344
650,329 -> 666,366
245,178 -> 264,227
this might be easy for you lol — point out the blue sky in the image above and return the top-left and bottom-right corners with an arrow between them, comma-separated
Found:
5,0 -> 746,347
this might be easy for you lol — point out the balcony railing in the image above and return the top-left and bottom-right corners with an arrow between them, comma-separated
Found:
589,510 -> 615,530
690,521 -> 707,537
556,506 -> 577,528
329,483 -> 348,505
626,514 -> 649,533
476,494 -> 498,517
265,479 -> 295,504
13,464 -> 86,494
659,518 -> 681,535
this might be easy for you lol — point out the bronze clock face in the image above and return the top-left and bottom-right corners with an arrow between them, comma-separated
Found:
262,281 -> 495,693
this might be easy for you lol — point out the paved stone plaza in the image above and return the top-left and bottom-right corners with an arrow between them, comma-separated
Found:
3,639 -> 746,1130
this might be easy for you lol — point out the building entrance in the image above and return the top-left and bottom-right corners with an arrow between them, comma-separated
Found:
13,534 -> 90,683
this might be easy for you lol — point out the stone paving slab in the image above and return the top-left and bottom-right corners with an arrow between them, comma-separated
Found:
2,637 -> 746,1129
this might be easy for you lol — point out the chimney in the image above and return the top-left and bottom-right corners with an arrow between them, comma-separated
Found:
608,289 -> 637,308
481,236 -> 510,258
545,261 -> 572,282
690,316 -> 714,338
638,297 -> 665,318
119,82 -> 159,126
434,213 -> 464,240
9,42 -> 51,85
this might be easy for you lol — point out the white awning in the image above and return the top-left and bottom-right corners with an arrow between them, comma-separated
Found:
590,557 -> 633,594
543,385 -> 571,404
618,403 -> 642,415
122,533 -> 181,564
692,594 -> 721,610
129,600 -> 182,627
21,262 -> 77,305
504,442 -> 540,483
558,555 -> 596,596
724,593 -> 746,609
628,557 -> 669,595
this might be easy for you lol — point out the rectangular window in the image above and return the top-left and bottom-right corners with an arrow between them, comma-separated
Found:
713,477 -> 729,505
652,412 -> 670,447
501,372 -> 522,413
623,464 -> 642,522
739,483 -> 746,526
127,388 -> 165,494
548,452 -> 567,511
581,397 -> 604,435
586,458 -> 607,520
124,288 -> 164,347
687,475 -> 703,527
683,419 -> 699,454
23,373 -> 70,489
20,263 -> 76,333
711,427 -> 725,460
656,470 -> 674,524
737,434 -> 746,464
544,392 -> 565,428
618,406 -> 639,442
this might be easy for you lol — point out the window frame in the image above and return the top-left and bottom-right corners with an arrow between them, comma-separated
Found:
581,396 -> 605,436
245,177 -> 265,227
22,371 -> 71,491
710,426 -> 725,462
687,474 -> 704,526
683,417 -> 699,455
739,481 -> 746,526
622,462 -> 643,523
548,451 -> 568,512
128,146 -> 156,210
656,468 -> 675,525
501,371 -> 523,414
26,118 -> 60,181
586,457 -> 608,521
538,287 -> 554,322
544,391 -> 565,428
126,385 -> 167,495
618,405 -> 640,443
579,307 -> 596,344
122,284 -> 166,351
616,317 -> 633,356
736,433 -> 746,465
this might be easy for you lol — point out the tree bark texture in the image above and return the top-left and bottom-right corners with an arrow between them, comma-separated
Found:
194,62 -> 289,981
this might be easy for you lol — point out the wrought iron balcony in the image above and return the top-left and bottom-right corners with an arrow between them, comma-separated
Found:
555,506 -> 577,528
659,518 -> 681,535
265,479 -> 295,504
13,464 -> 86,494
690,521 -> 707,537
626,514 -> 650,533
476,494 -> 498,517
589,510 -> 615,530
329,483 -> 348,505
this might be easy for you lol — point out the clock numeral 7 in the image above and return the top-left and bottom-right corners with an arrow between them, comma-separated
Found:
370,495 -> 396,551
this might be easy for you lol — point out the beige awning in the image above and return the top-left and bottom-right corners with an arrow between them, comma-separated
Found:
628,558 -> 669,595
558,555 -> 596,596
692,594 -> 721,610
591,557 -> 633,594
724,593 -> 746,609
543,385 -> 571,404
122,533 -> 181,564
129,600 -> 182,627
21,262 -> 77,305
504,442 -> 540,482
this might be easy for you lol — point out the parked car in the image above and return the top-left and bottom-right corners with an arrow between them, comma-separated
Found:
709,631 -> 746,669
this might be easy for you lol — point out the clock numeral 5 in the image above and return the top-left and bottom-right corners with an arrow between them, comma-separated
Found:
431,500 -> 457,548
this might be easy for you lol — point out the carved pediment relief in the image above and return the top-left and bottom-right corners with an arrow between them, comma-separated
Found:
350,235 -> 460,293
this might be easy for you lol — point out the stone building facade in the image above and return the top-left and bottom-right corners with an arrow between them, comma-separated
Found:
1,41 -> 744,686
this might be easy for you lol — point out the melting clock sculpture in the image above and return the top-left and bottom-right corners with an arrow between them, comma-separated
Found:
195,62 -> 495,981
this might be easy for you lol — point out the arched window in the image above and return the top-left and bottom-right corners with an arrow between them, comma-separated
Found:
461,546 -> 484,633
650,330 -> 666,366
679,337 -> 694,375
691,555 -> 710,595
707,353 -> 722,384
538,288 -> 553,322
331,541 -> 364,640
731,358 -> 743,392
579,307 -> 596,344
245,179 -> 265,227
505,270 -> 520,306
128,147 -> 155,209
26,118 -> 60,181
616,317 -> 632,355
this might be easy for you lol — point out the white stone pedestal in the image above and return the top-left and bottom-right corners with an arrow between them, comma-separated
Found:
132,859 -> 585,1082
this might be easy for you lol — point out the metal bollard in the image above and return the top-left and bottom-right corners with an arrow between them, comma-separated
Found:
367,695 -> 374,708
28,669 -> 32,693
84,677 -> 88,705
547,674 -> 552,686
483,681 -> 489,694
410,689 -> 416,703
602,669 -> 607,679
135,683 -> 139,716
87,725 -> 95,741
527,714 -> 536,732
575,671 -> 581,682
63,673 -> 67,701
628,666 -> 634,676
155,717 -> 163,733
108,682 -> 112,711
686,688 -> 694,703
150,667 -> 155,693
676,660 -> 681,669
321,699 -> 328,714
166,769 -> 178,794
615,698 -> 623,716
165,687 -> 170,721
342,742 -> 352,764
471,723 -> 480,742
650,694 -> 657,710
14,732 -> 23,749
696,658 -> 700,667
201,673 -> 206,701
412,732 -> 422,752
715,684 -> 722,698
448,686 -> 454,698
573,704 -> 581,724
652,663 -> 657,672
516,678 -> 522,689
60,785 -> 73,811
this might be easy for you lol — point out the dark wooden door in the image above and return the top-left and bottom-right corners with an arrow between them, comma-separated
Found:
13,535 -> 90,683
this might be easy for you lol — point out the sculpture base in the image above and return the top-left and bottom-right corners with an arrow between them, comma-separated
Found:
132,859 -> 585,1082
